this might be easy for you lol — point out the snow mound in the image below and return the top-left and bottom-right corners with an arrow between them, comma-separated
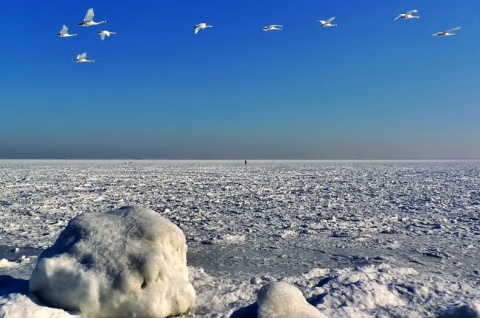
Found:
318,266 -> 411,310
439,302 -> 480,318
0,294 -> 80,318
29,206 -> 195,318
257,281 -> 327,318
0,259 -> 17,269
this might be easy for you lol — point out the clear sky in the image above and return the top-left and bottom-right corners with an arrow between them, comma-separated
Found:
1,0 -> 479,159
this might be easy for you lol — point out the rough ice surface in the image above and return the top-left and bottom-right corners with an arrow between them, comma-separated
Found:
257,281 -> 327,318
0,160 -> 479,317
28,205 -> 195,318
189,263 -> 479,318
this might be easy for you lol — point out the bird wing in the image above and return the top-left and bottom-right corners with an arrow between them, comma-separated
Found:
394,15 -> 401,21
78,52 -> 87,59
406,10 -> 418,15
432,32 -> 443,36
61,25 -> 68,34
446,27 -> 461,32
326,17 -> 335,23
195,23 -> 206,34
100,33 -> 106,40
84,8 -> 94,22
272,24 -> 283,27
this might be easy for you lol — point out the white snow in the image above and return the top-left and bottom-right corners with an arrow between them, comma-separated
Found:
0,259 -> 16,269
0,160 -> 479,317
0,294 -> 80,318
257,281 -> 327,318
214,234 -> 246,244
28,205 -> 195,318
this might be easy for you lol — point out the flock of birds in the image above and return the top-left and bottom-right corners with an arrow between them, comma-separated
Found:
58,8 -> 462,63
57,8 -> 114,63
394,9 -> 462,36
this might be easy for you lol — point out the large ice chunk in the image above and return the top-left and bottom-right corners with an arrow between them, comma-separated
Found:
257,281 -> 327,318
439,302 -> 480,318
29,206 -> 195,318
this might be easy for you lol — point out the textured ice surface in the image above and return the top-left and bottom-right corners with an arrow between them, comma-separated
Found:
28,206 -> 195,318
0,160 -> 479,317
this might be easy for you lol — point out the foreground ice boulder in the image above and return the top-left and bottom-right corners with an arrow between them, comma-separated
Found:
257,282 -> 327,318
29,206 -> 195,318
440,302 -> 480,318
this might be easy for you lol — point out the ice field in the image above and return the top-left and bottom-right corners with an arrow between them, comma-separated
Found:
0,160 -> 479,317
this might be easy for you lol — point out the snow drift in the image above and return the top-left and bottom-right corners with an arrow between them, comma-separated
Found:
257,282 -> 327,318
29,205 -> 195,318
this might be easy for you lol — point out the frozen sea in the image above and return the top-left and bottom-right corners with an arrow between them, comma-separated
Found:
1,160 -> 479,317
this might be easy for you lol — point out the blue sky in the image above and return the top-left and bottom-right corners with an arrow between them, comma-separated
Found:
1,0 -> 479,159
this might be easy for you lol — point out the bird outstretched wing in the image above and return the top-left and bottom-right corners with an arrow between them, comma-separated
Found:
61,25 -> 68,34
84,8 -> 94,22
406,10 -> 418,15
77,52 -> 87,59
195,23 -> 206,34
446,27 -> 461,32
326,17 -> 335,23
100,33 -> 106,40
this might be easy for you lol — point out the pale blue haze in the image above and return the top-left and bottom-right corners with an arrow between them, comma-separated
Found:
1,1 -> 479,159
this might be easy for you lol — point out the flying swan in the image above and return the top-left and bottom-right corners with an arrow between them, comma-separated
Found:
394,10 -> 420,21
195,23 -> 213,34
317,17 -> 337,27
433,27 -> 462,36
73,52 -> 96,63
263,25 -> 284,31
79,8 -> 108,27
57,25 -> 77,37
97,30 -> 116,40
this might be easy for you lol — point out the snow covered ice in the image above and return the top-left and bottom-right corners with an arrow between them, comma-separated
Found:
257,281 -> 327,318
28,205 -> 195,318
0,160 -> 479,317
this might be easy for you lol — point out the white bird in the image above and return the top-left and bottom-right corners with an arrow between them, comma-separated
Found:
317,17 -> 337,27
97,30 -> 116,41
263,24 -> 284,31
57,25 -> 77,37
78,8 -> 108,26
73,52 -> 96,63
195,23 -> 213,34
433,27 -> 461,36
394,10 -> 420,21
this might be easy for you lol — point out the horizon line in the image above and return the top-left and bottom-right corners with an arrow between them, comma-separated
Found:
1,158 -> 479,161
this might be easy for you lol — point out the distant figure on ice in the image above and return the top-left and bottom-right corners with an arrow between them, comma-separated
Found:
245,160 -> 247,165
